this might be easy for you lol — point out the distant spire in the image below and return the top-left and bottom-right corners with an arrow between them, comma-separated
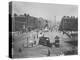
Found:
54,16 -> 56,25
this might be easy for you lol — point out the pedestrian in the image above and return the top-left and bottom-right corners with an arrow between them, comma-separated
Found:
18,48 -> 22,52
37,34 -> 38,39
47,48 -> 50,56
34,41 -> 36,45
27,37 -> 29,48
34,36 -> 35,39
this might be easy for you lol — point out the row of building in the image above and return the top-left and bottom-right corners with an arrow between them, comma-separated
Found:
59,16 -> 78,31
11,14 -> 48,32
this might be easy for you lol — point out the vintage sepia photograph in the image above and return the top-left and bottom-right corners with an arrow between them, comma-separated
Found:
9,1 -> 78,58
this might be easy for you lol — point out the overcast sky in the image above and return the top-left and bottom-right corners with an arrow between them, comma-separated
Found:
12,1 -> 78,22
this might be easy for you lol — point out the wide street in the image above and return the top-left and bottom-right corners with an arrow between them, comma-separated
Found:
13,30 -> 74,58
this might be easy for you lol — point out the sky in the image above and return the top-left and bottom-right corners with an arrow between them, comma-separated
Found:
12,1 -> 78,22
